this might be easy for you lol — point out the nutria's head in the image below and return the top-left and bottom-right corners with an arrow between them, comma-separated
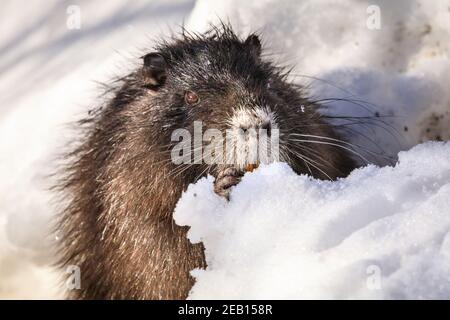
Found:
109,26 -> 355,185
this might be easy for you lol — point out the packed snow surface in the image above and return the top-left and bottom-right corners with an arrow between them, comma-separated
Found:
1,0 -> 449,298
175,142 -> 450,299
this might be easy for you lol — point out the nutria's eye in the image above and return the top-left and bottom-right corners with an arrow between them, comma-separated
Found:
185,91 -> 199,106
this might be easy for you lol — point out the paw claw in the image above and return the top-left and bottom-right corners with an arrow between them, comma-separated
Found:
214,167 -> 242,199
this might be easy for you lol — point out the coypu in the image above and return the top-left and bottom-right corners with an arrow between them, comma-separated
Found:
57,25 -> 356,299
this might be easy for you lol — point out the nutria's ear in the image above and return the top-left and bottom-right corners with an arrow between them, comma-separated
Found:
244,34 -> 262,58
142,52 -> 167,90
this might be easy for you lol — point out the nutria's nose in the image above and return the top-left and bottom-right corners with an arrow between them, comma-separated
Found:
261,121 -> 271,136
239,121 -> 272,135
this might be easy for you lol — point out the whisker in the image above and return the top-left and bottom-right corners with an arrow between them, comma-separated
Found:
290,142 -> 342,170
287,148 -> 333,180
289,138 -> 371,164
289,74 -> 357,97
289,133 -> 394,163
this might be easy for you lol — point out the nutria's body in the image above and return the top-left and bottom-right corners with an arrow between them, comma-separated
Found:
57,26 -> 356,299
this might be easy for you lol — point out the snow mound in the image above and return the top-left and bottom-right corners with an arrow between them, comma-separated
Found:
174,142 -> 450,299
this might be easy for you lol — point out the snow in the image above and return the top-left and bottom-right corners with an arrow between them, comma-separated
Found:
174,142 -> 450,299
1,0 -> 449,299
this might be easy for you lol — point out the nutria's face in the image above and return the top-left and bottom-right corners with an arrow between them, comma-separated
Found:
136,31 -> 355,183
139,33 -> 310,172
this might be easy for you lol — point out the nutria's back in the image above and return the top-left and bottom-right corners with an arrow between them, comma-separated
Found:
57,26 -> 356,299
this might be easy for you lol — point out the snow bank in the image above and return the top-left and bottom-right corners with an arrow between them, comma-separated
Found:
174,142 -> 450,299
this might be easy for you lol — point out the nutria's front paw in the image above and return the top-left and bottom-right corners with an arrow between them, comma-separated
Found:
214,167 -> 242,199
